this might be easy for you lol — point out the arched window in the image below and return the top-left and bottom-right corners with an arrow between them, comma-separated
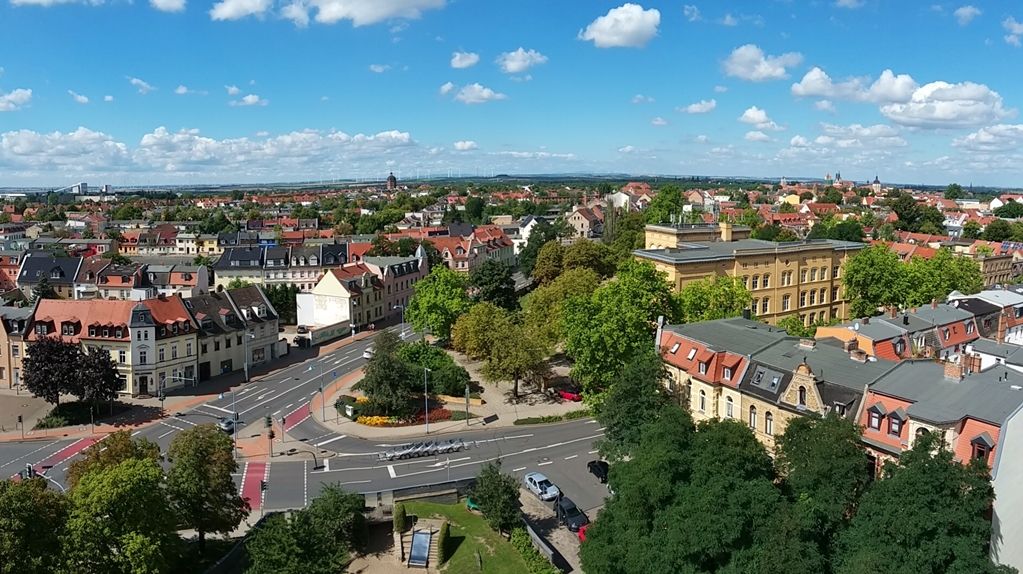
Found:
752,275 -> 759,290
765,412 -> 774,436
801,269 -> 807,283
810,291 -> 817,305
820,267 -> 828,280
811,268 -> 818,281
749,406 -> 758,429
725,396 -> 733,419
819,288 -> 827,303
798,386 -> 807,407
699,390 -> 706,413
763,274 -> 770,288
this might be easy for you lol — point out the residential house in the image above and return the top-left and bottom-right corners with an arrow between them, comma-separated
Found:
473,226 -> 516,268
184,291 -> 246,380
361,247 -> 429,319
297,264 -> 385,331
430,236 -> 487,274
0,307 -> 30,389
97,263 -> 150,301
145,265 -> 208,297
0,251 -> 22,292
17,252 -> 83,299
222,285 -> 280,376
73,257 -> 111,300
948,289 -> 1023,346
566,206 -> 602,238
214,247 -> 265,289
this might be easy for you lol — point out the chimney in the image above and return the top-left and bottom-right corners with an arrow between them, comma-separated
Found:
944,361 -> 964,381
903,312 -> 909,325
843,338 -> 859,353
850,349 -> 869,363
931,299 -> 939,309
889,307 -> 898,319
719,221 -> 734,242
742,308 -> 751,320
798,338 -> 817,350
862,317 -> 870,325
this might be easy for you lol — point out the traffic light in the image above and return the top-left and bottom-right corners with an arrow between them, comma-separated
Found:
16,415 -> 22,424
268,429 -> 276,440
264,415 -> 271,428
281,415 -> 287,427
260,480 -> 267,492
24,464 -> 34,479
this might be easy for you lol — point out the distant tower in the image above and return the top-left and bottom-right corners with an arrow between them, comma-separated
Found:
835,171 -> 842,184
872,175 -> 882,195
824,173 -> 833,186
386,172 -> 397,191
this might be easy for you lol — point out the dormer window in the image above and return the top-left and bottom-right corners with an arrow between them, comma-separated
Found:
160,327 -> 167,336
35,324 -> 47,336
669,342 -> 681,354
943,328 -> 951,341
102,328 -> 109,337
172,325 -> 178,334
258,306 -> 267,318
698,362 -> 707,375
61,323 -> 74,336
724,367 -> 733,380
115,328 -> 122,338
798,386 -> 807,407
89,326 -> 97,336
686,347 -> 697,361
137,313 -> 145,322
966,322 -> 975,335
888,417 -> 902,436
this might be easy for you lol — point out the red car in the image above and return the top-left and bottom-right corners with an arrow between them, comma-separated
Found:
578,524 -> 589,542
559,389 -> 583,402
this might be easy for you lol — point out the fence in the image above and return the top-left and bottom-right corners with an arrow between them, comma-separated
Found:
521,517 -> 556,564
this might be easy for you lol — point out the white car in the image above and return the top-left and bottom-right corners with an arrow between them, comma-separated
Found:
362,348 -> 374,360
524,472 -> 560,501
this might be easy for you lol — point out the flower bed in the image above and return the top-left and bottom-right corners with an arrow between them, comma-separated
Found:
356,408 -> 454,428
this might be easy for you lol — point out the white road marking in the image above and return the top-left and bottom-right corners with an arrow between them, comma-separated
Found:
158,430 -> 175,439
203,404 -> 234,414
238,393 -> 282,415
538,461 -> 553,466
272,410 -> 281,416
131,431 -> 141,436
564,455 -> 578,460
512,467 -> 527,472
387,465 -> 397,479
0,440 -> 60,471
315,435 -> 347,447
239,462 -> 249,501
430,457 -> 469,467
303,461 -> 308,508
588,450 -> 598,454
285,404 -> 293,410
585,420 -> 598,424
340,480 -> 372,485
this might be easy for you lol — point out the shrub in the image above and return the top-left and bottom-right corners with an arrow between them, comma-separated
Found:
510,527 -> 560,574
450,410 -> 477,421
513,415 -> 565,426
33,401 -> 100,429
437,521 -> 450,563
393,503 -> 406,534
564,409 -> 591,420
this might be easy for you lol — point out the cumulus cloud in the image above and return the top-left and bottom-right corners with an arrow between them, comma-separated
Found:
451,51 -> 479,69
1004,16 -> 1023,46
439,82 -> 455,95
744,131 -> 771,142
880,81 -> 1014,128
104,95 -> 114,102
814,100 -> 837,112
230,94 -> 268,106
618,145 -> 636,153
720,14 -> 737,26
953,124 -> 1023,151
279,0 -> 444,27
0,88 -> 32,112
449,83 -> 506,104
495,48 -> 548,73
128,77 -> 155,94
680,99 -> 716,114
68,90 -> 89,104
683,5 -> 700,21
453,140 -> 478,151
790,135 -> 812,147
631,94 -> 654,104
738,106 -> 782,131
175,85 -> 197,95
150,0 -> 185,12
835,0 -> 864,8
723,44 -> 803,82
954,5 -> 980,25
695,135 -> 710,143
651,117 -> 668,126
210,0 -> 271,20
714,85 -> 728,93
791,67 -> 917,103
369,64 -> 391,73
225,85 -> 241,95
578,3 -> 661,48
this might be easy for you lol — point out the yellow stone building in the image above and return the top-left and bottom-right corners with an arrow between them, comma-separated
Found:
636,227 -> 864,326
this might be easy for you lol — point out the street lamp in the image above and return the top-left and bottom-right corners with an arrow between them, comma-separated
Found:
393,304 -> 406,339
242,332 -> 257,383
307,362 -> 325,422
218,390 -> 238,459
423,367 -> 431,434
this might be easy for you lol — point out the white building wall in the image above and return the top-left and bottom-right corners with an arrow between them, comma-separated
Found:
991,404 -> 1023,572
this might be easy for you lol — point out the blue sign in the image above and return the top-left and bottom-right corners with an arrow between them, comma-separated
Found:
333,371 -> 337,377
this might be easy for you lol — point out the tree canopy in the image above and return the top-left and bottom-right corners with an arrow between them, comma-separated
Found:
676,275 -> 753,323
469,461 -> 521,534
406,265 -> 472,341
468,259 -> 516,311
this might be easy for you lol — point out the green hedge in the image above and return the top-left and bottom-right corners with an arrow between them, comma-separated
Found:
450,410 -> 478,421
393,503 -> 406,534
437,521 -> 450,563
510,528 -> 560,574
514,415 -> 568,426
563,409 -> 591,420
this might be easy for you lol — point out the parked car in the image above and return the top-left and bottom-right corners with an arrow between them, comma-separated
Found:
578,524 -> 590,542
524,472 -> 560,501
555,497 -> 589,532
558,388 -> 583,402
436,438 -> 466,454
379,443 -> 415,461
296,325 -> 308,334
218,418 -> 235,433
587,460 -> 609,483
362,348 -> 374,360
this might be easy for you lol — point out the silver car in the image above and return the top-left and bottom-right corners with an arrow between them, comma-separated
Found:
379,443 -> 414,461
524,472 -> 560,501
436,438 -> 466,454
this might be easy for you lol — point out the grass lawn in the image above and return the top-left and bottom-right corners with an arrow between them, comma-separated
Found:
404,501 -> 528,574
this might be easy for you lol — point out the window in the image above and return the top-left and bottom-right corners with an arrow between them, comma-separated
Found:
11,345 -> 18,358
144,331 -> 149,341
820,267 -> 828,280
669,342 -> 681,354
761,298 -> 769,315
137,331 -> 142,341
833,402 -> 847,417
215,340 -> 221,351
686,347 -> 698,361
966,321 -> 975,334
752,275 -> 759,290
762,274 -> 770,288
972,442 -> 989,460
62,323 -> 74,336
800,292 -> 807,307
724,367 -> 733,380
186,342 -> 193,357
225,338 -> 231,348
172,345 -> 178,360
832,287 -> 839,302
699,390 -> 706,412
782,295 -> 791,311
943,328 -> 950,341
833,266 -> 840,279
742,276 -> 749,289
119,350 -> 126,364
201,343 -> 208,354
140,350 -> 148,365
158,347 -> 165,362
765,412 -> 774,435
89,326 -> 97,337
888,417 -> 902,436
801,269 -> 807,283
753,299 -> 759,314
868,411 -> 881,430
698,362 -> 708,375
725,397 -> 734,418
749,406 -> 758,429
798,386 -> 807,407
160,327 -> 167,336
809,291 -> 816,305
34,324 -> 47,336
810,268 -> 817,281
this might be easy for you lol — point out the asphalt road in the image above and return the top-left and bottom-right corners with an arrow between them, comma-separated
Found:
0,327 -> 608,515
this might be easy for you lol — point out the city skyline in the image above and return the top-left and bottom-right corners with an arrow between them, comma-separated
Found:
2,1 -> 1023,186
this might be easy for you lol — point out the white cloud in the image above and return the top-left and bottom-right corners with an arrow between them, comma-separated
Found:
0,88 -> 32,112
695,135 -> 710,143
68,90 -> 89,104
369,64 -> 391,73
150,0 -> 185,12
744,130 -> 771,142
495,48 -> 547,73
454,140 -> 478,151
1004,17 -> 1023,46
451,83 -> 507,104
254,131 -> 270,137
720,14 -> 737,26
631,94 -> 654,104
439,82 -> 455,95
225,85 -> 241,95
618,145 -> 636,153
104,95 -> 114,102
790,135 -> 812,147
651,117 -> 668,126
683,5 -> 700,21
509,75 -> 533,82
210,0 -> 271,20
814,100 -> 836,112
723,44 -> 803,82
578,3 -> 661,48
680,99 -> 716,114
174,85 -> 196,95
230,94 -> 268,106
320,96 -> 329,101
835,0 -> 864,8
953,124 -> 1023,151
880,81 -> 1014,129
714,85 -> 728,93
738,106 -> 782,131
128,77 -> 155,94
279,0 -> 444,27
791,67 -> 918,103
954,5 -> 981,25
450,51 -> 480,69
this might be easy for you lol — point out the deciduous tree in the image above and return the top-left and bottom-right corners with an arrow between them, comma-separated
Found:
523,268 -> 600,349
451,302 -> 508,360
842,243 -> 907,318
675,275 -> 752,323
983,218 -> 1013,242
30,276 -> 57,304
406,265 -> 472,341
468,259 -> 517,311
530,240 -> 563,286
66,430 -> 161,489
518,222 -> 558,278
0,477 -> 67,574
645,184 -> 684,224
470,461 -> 520,534
962,219 -> 982,239
562,238 -> 617,279
594,349 -> 668,461
480,317 -> 546,398
22,337 -> 81,406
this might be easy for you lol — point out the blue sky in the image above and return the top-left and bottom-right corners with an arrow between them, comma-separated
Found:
2,0 -> 1023,187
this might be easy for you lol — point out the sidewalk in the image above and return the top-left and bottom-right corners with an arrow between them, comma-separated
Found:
0,328 -> 382,443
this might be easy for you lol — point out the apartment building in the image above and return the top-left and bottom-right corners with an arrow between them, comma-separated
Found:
213,247 -> 265,289
0,307 -> 30,389
361,248 -> 429,319
643,222 -> 753,249
17,252 -> 83,299
297,264 -> 385,330
635,236 -> 863,326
